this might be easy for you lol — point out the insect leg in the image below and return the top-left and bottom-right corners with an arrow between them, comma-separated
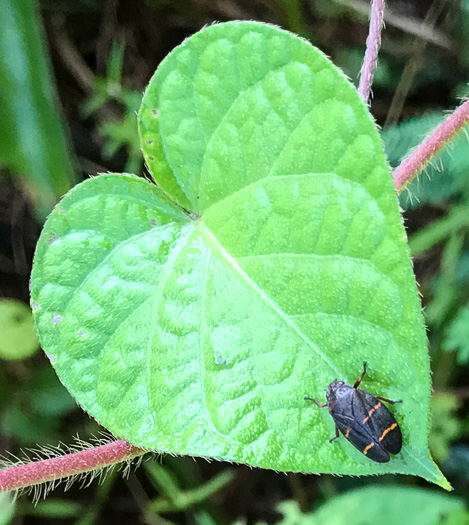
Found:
304,396 -> 327,407
353,361 -> 367,388
376,396 -> 402,404
329,426 -> 340,443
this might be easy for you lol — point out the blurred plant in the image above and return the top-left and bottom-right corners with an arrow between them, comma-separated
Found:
15,467 -> 118,525
0,365 -> 76,446
421,231 -> 464,329
273,486 -> 466,525
0,492 -> 14,525
444,445 -> 469,482
81,41 -> 143,175
144,460 -> 234,514
439,509 -> 469,525
19,499 -> 83,521
429,394 -> 463,462
0,0 -> 77,220
384,111 -> 469,392
0,299 -> 38,360
449,0 -> 469,70
443,305 -> 469,364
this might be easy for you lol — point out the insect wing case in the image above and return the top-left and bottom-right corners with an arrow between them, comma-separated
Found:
329,384 -> 391,463
352,389 -> 403,455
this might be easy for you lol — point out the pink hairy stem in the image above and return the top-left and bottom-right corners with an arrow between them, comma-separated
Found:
393,99 -> 469,193
0,440 -> 144,493
358,0 -> 385,104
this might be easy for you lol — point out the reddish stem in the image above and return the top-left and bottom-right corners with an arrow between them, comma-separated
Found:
393,98 -> 469,193
358,0 -> 385,104
0,440 -> 144,493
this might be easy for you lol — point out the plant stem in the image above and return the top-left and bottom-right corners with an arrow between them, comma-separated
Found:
358,0 -> 385,104
0,440 -> 144,493
393,98 -> 469,193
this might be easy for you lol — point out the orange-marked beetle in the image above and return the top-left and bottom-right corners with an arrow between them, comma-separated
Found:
305,362 -> 402,463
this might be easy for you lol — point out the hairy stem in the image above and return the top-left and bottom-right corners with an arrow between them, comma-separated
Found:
0,440 -> 144,493
393,98 -> 469,193
358,0 -> 384,104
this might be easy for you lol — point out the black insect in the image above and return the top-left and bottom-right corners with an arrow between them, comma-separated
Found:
305,362 -> 402,463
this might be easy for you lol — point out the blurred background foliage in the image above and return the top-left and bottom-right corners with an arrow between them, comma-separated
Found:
1,0 -> 469,523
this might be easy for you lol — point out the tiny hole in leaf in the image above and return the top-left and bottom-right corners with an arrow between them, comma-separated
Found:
48,232 -> 58,245
51,314 -> 63,325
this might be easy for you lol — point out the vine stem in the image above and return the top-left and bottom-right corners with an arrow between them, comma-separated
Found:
0,440 -> 144,493
358,0 -> 384,104
393,98 -> 469,193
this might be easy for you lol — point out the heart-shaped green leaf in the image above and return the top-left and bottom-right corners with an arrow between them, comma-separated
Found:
30,21 -> 447,487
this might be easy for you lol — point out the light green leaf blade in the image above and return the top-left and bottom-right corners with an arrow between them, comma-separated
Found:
31,22 -> 445,487
442,305 -> 469,364
0,0 -> 77,219
0,299 -> 39,360
0,492 -> 15,525
277,486 -> 464,525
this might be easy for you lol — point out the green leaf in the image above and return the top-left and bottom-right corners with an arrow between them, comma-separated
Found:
23,500 -> 83,519
0,493 -> 14,525
31,22 -> 445,486
442,305 -> 469,364
27,366 -> 77,417
0,299 -> 39,360
0,0 -> 77,220
145,461 -> 234,513
276,486 -> 465,525
440,509 -> 469,525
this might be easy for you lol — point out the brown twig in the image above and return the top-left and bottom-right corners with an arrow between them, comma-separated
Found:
384,0 -> 449,127
50,13 -> 95,93
332,0 -> 452,49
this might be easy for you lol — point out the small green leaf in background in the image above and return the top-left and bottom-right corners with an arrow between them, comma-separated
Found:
31,22 -> 445,487
21,500 -> 83,520
276,486 -> 465,525
0,365 -> 77,445
81,41 -> 143,175
0,0 -> 77,220
382,112 -> 469,210
0,492 -> 14,525
0,299 -> 39,360
429,394 -> 463,462
440,509 -> 469,525
442,305 -> 469,363
27,366 -> 77,417
144,461 -> 234,513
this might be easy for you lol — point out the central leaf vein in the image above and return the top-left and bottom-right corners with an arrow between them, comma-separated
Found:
196,220 -> 342,378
